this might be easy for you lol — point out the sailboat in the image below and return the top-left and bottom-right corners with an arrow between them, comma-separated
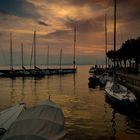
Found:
58,48 -> 64,74
30,31 -> 45,78
58,48 -> 69,74
99,15 -> 112,86
73,26 -> 76,70
8,33 -> 17,78
44,45 -> 52,75
16,43 -> 31,77
2,99 -> 66,140
44,45 -> 56,75
105,0 -> 137,107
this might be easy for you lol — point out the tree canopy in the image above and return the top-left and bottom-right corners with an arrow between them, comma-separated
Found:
106,37 -> 140,71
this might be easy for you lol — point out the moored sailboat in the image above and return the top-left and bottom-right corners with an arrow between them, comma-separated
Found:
99,15 -> 112,86
105,0 -> 137,107
7,33 -> 17,78
16,43 -> 31,77
30,31 -> 45,78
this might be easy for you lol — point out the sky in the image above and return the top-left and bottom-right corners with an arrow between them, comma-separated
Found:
0,0 -> 140,66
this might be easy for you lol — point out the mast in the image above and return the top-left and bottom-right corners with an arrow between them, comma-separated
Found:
46,45 -> 50,69
10,32 -> 13,71
105,14 -> 108,68
73,26 -> 76,69
21,42 -> 24,69
60,48 -> 62,70
114,0 -> 117,81
34,31 -> 36,70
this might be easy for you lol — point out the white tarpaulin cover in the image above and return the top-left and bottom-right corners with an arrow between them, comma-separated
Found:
0,104 -> 25,130
2,100 -> 65,140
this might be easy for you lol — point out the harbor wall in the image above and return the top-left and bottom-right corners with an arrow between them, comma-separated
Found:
117,72 -> 140,99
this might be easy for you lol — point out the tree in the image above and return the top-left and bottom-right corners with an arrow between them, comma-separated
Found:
106,37 -> 140,73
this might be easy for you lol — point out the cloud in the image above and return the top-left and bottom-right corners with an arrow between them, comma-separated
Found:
117,2 -> 140,23
0,0 -> 40,18
65,15 -> 105,33
45,30 -> 71,40
67,0 -> 106,5
67,0 -> 140,7
0,0 -> 140,65
37,19 -> 49,26
0,32 -> 4,37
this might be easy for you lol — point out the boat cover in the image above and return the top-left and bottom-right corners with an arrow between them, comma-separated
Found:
2,100 -> 65,140
0,104 -> 25,130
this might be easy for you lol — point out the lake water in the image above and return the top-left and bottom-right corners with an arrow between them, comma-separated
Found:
0,65 -> 140,140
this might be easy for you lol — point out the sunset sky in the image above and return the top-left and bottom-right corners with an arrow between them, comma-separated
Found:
0,0 -> 139,66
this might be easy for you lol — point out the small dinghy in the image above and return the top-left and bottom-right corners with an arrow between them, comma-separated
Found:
2,99 -> 65,140
105,81 -> 137,107
99,72 -> 112,86
0,103 -> 25,137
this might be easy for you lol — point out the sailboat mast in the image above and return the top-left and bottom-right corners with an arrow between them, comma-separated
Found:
114,0 -> 117,68
47,45 -> 50,69
105,14 -> 108,68
34,31 -> 36,70
21,42 -> 24,69
73,26 -> 76,69
60,48 -> 62,70
10,32 -> 13,70
113,0 -> 117,81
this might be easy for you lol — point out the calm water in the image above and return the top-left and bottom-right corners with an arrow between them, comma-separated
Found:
0,65 -> 140,140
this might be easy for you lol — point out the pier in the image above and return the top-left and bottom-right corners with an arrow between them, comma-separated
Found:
0,67 -> 77,78
117,72 -> 140,98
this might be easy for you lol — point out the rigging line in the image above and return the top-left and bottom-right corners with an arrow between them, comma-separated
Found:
106,4 -> 114,52
117,16 -> 124,45
0,45 -> 7,66
30,36 -> 34,68
73,25 -> 76,68
60,48 -> 62,70
46,45 -> 50,69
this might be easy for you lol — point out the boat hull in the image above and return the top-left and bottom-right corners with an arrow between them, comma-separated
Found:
105,81 -> 137,108
105,92 -> 136,108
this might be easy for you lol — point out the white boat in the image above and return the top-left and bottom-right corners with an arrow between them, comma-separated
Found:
99,72 -> 112,86
2,99 -> 65,140
0,103 -> 25,137
105,81 -> 137,107
105,0 -> 137,108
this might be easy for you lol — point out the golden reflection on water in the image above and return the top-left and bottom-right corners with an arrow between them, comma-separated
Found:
0,66 -> 140,140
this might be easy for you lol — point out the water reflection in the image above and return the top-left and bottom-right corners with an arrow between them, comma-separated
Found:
0,66 -> 140,140
105,94 -> 140,137
110,109 -> 117,140
20,78 -> 25,103
59,75 -> 62,93
103,102 -> 110,136
10,79 -> 16,105
125,109 -> 140,135
46,76 -> 50,98
73,74 -> 76,96
33,78 -> 39,105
